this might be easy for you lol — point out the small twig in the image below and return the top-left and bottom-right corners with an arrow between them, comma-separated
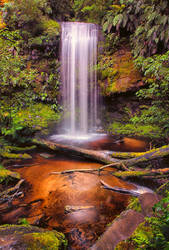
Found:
50,168 -> 99,175
0,179 -> 24,198
121,163 -> 130,171
50,161 -> 127,176
99,162 -> 121,170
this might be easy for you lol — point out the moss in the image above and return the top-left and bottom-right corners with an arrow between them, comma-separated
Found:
111,151 -> 145,158
126,197 -> 142,212
98,49 -> 142,95
115,222 -> 152,250
0,165 -> 20,183
108,121 -> 163,139
114,170 -> 148,177
39,17 -> 60,37
25,231 -> 67,250
1,152 -> 32,159
5,145 -> 36,153
0,225 -> 67,249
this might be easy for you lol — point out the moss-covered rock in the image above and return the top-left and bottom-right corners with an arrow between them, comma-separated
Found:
0,225 -> 67,250
98,48 -> 143,95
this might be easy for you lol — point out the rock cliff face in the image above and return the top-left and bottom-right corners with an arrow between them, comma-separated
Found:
98,48 -> 144,95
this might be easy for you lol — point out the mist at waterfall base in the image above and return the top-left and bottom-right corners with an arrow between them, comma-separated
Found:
50,22 -> 104,143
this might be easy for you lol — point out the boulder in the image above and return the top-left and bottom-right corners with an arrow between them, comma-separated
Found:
0,225 -> 67,250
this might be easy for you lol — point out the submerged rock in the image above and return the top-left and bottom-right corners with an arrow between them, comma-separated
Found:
0,225 -> 67,250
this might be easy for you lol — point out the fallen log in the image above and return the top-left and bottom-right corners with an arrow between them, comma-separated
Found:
112,168 -> 169,178
110,145 -> 169,159
105,144 -> 169,169
33,139 -> 169,168
32,138 -> 119,164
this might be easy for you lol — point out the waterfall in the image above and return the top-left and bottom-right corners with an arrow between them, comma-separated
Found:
61,22 -> 99,136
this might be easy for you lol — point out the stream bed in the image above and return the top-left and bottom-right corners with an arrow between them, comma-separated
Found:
2,136 -> 149,249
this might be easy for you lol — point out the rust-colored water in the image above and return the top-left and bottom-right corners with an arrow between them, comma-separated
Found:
13,155 -> 133,249
82,137 -> 147,152
5,136 -> 147,249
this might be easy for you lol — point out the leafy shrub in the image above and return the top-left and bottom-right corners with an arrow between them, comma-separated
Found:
108,121 -> 162,139
131,192 -> 169,249
102,0 -> 169,57
1,103 -> 61,139
73,0 -> 112,24
132,51 -> 169,136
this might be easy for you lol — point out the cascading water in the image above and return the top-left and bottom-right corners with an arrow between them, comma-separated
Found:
61,22 -> 99,137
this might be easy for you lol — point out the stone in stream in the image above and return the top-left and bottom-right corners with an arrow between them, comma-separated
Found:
91,209 -> 145,250
139,192 -> 160,217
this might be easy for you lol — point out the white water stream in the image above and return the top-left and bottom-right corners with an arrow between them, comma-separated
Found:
60,22 -> 99,137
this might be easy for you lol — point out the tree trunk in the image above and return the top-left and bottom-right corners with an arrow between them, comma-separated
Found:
118,144 -> 169,168
112,168 -> 169,178
110,145 -> 169,159
32,138 -> 119,164
32,139 -> 169,169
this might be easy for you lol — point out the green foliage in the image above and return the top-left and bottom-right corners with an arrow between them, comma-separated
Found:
1,103 -> 61,139
18,218 -> 30,226
102,0 -> 169,57
2,0 -> 50,29
131,192 -> 169,249
0,164 -> 20,183
39,18 -> 60,37
127,197 -> 142,212
131,51 -> 169,136
0,4 -> 61,142
108,121 -> 162,139
48,0 -> 73,21
26,231 -> 68,250
0,164 -> 8,183
1,0 -> 60,39
73,0 -> 112,24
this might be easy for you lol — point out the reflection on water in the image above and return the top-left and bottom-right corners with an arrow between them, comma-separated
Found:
50,134 -> 148,152
10,155 -> 133,249
6,136 -> 147,249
